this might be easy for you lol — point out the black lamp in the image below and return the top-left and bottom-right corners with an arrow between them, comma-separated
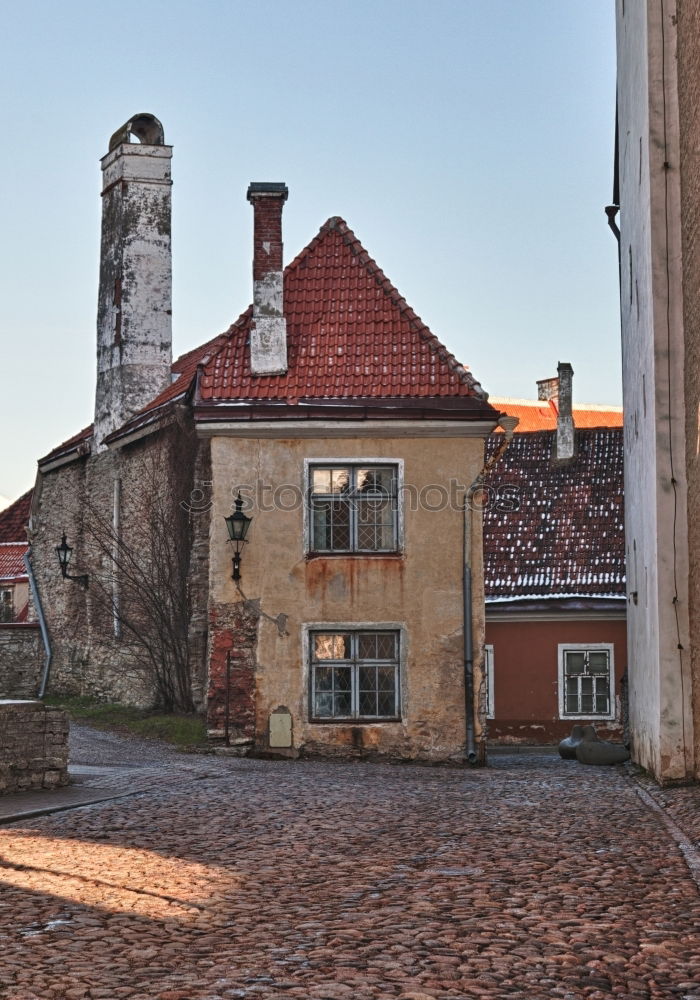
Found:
224,494 -> 252,581
55,532 -> 89,588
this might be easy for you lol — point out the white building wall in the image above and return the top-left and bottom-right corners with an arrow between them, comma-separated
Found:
616,0 -> 694,781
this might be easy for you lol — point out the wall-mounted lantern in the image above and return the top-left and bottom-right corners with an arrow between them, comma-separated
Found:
55,532 -> 89,588
224,494 -> 252,582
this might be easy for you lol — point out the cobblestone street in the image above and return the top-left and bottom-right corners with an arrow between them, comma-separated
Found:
0,729 -> 699,1000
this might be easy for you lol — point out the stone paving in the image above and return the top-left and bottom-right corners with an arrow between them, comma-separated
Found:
0,729 -> 699,1000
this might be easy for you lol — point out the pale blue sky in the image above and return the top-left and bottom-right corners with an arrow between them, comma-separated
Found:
0,0 -> 619,502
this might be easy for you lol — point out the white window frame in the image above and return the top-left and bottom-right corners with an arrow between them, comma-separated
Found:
0,587 -> 13,622
302,621 -> 406,723
303,458 -> 404,555
558,643 -> 615,720
484,644 -> 495,719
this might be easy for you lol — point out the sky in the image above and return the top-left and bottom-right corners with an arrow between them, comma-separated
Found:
0,0 -> 619,504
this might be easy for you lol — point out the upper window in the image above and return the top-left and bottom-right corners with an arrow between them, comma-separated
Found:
0,588 -> 13,623
307,463 -> 399,554
558,644 -> 614,720
310,629 -> 400,720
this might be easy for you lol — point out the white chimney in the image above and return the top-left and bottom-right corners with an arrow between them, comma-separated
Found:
94,114 -> 173,450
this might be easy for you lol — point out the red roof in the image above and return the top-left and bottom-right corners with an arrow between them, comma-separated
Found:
40,215 -> 497,461
199,218 -> 489,406
0,543 -> 29,582
483,428 -> 625,600
490,398 -> 623,433
0,491 -> 32,543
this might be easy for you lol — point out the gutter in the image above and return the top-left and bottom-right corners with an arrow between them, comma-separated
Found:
463,414 -> 519,764
23,548 -> 52,698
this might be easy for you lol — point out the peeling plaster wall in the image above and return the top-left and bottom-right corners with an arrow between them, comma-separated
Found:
616,0 -> 694,781
206,433 -> 488,762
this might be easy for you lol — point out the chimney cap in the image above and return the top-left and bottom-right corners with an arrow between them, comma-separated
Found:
247,182 -> 288,202
109,113 -> 165,151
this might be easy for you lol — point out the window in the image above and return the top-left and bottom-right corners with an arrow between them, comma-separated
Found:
558,644 -> 614,720
307,462 -> 400,553
310,629 -> 400,720
0,588 -> 13,623
484,644 -> 494,719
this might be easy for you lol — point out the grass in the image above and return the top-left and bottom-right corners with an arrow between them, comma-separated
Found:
43,694 -> 208,749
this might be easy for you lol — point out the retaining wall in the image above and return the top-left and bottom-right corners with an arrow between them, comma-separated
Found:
0,700 -> 69,794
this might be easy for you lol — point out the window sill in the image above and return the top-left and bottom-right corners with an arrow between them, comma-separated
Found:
306,551 -> 404,560
310,717 -> 402,725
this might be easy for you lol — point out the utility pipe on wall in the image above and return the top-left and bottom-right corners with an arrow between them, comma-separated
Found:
24,549 -> 52,699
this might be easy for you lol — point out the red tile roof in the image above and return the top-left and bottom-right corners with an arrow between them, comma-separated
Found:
198,218 -> 490,406
483,428 -> 625,600
0,543 -> 29,582
490,398 -> 623,433
0,491 -> 32,543
41,216 -> 497,459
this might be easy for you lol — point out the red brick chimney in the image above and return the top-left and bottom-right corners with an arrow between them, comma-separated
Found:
246,182 -> 288,376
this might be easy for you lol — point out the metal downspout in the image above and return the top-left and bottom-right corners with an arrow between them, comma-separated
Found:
463,508 -> 477,763
23,548 -> 52,698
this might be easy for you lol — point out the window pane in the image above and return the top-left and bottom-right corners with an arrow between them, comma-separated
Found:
580,677 -> 593,695
565,692 -> 579,714
358,633 -> 396,660
312,499 -> 351,550
377,688 -> 396,716
313,634 -> 350,660
312,468 -> 350,494
312,502 -> 331,549
312,468 -> 332,494
588,652 -> 609,674
356,467 -> 396,497
314,692 -> 333,717
357,498 -> 395,550
580,693 -> 594,713
315,666 -> 333,690
375,634 -> 396,660
359,689 -> 377,716
594,692 -> 610,714
565,652 -> 586,675
335,666 -> 352,691
334,689 -> 352,716
330,499 -> 351,549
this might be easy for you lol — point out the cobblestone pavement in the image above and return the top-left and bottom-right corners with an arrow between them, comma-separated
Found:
0,730 -> 699,1000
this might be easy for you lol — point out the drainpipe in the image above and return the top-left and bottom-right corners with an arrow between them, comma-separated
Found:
463,414 -> 519,764
23,548 -> 52,699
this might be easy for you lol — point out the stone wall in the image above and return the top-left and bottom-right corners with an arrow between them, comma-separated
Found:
0,700 -> 69,794
31,416 -> 208,712
0,624 -> 42,698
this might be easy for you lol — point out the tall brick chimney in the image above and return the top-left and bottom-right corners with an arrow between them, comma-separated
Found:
94,114 -> 173,450
554,361 -> 575,460
246,182 -> 288,376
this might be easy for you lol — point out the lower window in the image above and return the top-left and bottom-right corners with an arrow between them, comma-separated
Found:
310,629 -> 400,720
558,644 -> 614,719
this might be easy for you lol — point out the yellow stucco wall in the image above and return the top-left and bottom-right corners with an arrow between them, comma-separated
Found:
208,432 -> 488,761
